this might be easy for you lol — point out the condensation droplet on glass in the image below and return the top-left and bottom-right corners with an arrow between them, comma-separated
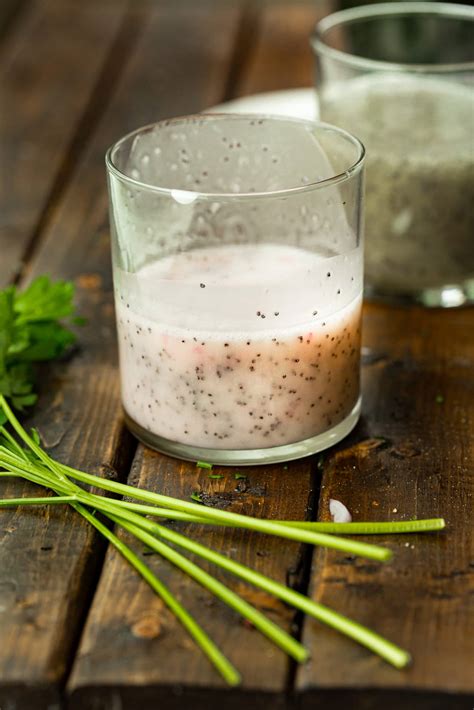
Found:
170,163 -> 178,171
301,175 -> 309,184
146,226 -> 153,236
141,154 -> 150,165
171,189 -> 198,205
131,168 -> 140,180
153,147 -> 161,156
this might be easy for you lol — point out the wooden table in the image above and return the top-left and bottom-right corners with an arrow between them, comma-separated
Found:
1,1 -> 473,708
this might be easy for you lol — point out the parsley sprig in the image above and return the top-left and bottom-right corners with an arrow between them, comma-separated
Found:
0,276 -> 80,417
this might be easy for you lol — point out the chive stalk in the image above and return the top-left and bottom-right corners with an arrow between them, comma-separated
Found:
75,502 -> 240,686
0,394 -> 436,676
0,495 -> 77,507
111,514 -> 308,663
0,398 -> 392,562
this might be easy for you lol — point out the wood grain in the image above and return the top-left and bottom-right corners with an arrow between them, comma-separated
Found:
0,0 -> 472,707
0,0 -> 27,47
0,1 -> 138,707
68,2 -> 318,705
1,1 -> 246,705
297,304 -> 474,707
235,0 -> 333,97
0,0 -> 129,287
69,452 -> 314,709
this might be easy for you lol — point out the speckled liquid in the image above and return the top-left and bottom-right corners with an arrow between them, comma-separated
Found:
320,76 -> 474,294
116,243 -> 362,450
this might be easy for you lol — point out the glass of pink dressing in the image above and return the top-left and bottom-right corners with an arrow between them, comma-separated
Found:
106,114 -> 365,465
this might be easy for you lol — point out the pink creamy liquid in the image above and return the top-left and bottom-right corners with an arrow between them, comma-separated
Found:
116,244 -> 362,449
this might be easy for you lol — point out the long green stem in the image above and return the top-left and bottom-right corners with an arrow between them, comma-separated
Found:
0,465 -> 446,537
70,490 -> 410,668
0,495 -> 77,507
287,519 -> 446,534
104,499 -> 445,535
56,470 -> 392,559
1,466 -> 410,669
73,501 -> 240,686
0,396 -> 428,672
0,425 -> 28,458
0,432 -> 391,563
111,513 -> 308,663
0,459 -> 422,667
0,445 -> 412,669
121,511 -> 411,668
0,446 -> 240,686
0,445 -> 309,665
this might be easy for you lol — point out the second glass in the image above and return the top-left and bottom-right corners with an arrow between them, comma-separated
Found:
313,2 -> 474,307
106,114 -> 365,465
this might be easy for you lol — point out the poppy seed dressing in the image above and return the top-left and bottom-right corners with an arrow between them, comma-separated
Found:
320,75 -> 474,294
115,243 -> 362,449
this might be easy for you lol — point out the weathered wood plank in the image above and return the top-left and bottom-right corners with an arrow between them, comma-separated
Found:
0,0 -> 27,48
69,453 -> 313,709
1,0 -> 251,699
65,3 -> 318,706
234,0 -> 333,97
0,2 -> 142,708
297,304 -> 474,708
0,0 -> 129,287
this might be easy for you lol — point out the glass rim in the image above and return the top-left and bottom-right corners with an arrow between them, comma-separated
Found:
312,1 -> 474,74
105,113 -> 365,201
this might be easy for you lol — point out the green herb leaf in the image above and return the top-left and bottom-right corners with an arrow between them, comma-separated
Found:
208,473 -> 223,479
30,428 -> 41,446
196,460 -> 213,470
14,276 -> 75,323
234,473 -> 247,480
0,276 -> 79,411
190,492 -> 203,503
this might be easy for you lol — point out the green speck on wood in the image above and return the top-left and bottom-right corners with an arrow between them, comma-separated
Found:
234,473 -> 247,480
208,473 -> 224,479
435,394 -> 444,404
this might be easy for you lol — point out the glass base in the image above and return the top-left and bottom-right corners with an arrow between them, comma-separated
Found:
124,397 -> 361,466
364,279 -> 474,308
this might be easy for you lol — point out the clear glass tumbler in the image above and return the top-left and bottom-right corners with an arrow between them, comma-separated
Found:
106,114 -> 365,465
312,2 -> 474,307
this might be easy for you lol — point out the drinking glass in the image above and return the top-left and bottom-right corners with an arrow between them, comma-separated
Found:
106,114 -> 365,464
312,2 -> 474,306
